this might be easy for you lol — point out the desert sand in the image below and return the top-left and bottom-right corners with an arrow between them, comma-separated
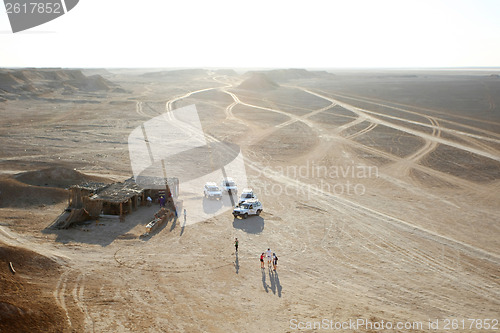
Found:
0,68 -> 499,332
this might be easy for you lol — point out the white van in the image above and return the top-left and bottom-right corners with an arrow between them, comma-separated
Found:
221,177 -> 238,194
204,182 -> 222,200
232,199 -> 263,219
238,188 -> 256,204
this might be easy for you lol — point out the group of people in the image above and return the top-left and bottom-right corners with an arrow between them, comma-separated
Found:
260,248 -> 278,271
233,239 -> 279,271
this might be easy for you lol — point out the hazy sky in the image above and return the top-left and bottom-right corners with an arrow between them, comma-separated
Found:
1,0 -> 499,68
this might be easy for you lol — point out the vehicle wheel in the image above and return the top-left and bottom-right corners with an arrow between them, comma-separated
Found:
243,213 -> 248,219
256,209 -> 262,216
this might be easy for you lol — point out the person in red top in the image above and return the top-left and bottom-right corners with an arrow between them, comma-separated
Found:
260,253 -> 265,269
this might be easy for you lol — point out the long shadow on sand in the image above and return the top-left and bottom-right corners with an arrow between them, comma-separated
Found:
269,268 -> 282,297
261,268 -> 269,293
261,267 -> 282,296
180,217 -> 187,236
234,252 -> 239,274
232,216 -> 264,234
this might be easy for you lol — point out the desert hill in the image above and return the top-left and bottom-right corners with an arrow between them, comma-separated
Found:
0,68 -> 120,100
214,69 -> 238,76
246,68 -> 333,83
237,73 -> 280,91
0,167 -> 113,208
0,176 -> 67,208
81,68 -> 113,76
0,244 -> 70,332
15,167 -> 112,189
141,69 -> 208,78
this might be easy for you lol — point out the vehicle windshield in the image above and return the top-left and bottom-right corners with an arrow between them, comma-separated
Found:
225,181 -> 235,186
241,203 -> 250,209
207,186 -> 219,191
242,193 -> 252,198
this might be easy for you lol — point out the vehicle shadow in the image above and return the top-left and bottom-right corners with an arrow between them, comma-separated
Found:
232,216 -> 264,234
202,197 -> 223,214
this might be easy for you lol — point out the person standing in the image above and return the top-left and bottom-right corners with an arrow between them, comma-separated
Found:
183,209 -> 187,222
273,253 -> 278,271
266,248 -> 272,267
234,238 -> 238,252
260,253 -> 265,269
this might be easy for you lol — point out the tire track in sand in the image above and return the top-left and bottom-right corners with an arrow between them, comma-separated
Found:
382,115 -> 441,179
345,122 -> 378,139
298,87 -> 500,162
311,194 -> 500,304
72,273 -> 95,333
325,89 -> 500,140
54,269 -> 73,329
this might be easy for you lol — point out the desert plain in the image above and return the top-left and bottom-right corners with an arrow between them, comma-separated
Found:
0,68 -> 499,332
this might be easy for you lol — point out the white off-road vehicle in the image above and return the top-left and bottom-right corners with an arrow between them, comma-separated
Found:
238,188 -> 257,204
232,199 -> 263,219
204,182 -> 222,200
221,177 -> 238,194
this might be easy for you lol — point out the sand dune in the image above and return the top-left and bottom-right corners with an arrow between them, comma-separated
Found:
15,167 -> 111,188
249,68 -> 334,83
0,69 -> 119,100
0,177 -> 66,208
238,72 -> 279,91
0,244 -> 68,333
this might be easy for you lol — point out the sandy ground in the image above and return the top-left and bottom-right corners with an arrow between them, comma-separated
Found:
0,69 -> 499,332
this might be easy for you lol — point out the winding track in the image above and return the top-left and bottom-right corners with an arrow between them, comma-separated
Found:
324,89 -> 500,140
295,87 -> 500,162
130,76 -> 500,264
345,122 -> 378,139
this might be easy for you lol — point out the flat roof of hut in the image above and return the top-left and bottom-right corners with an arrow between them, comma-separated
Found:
70,182 -> 109,192
89,178 -> 143,203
